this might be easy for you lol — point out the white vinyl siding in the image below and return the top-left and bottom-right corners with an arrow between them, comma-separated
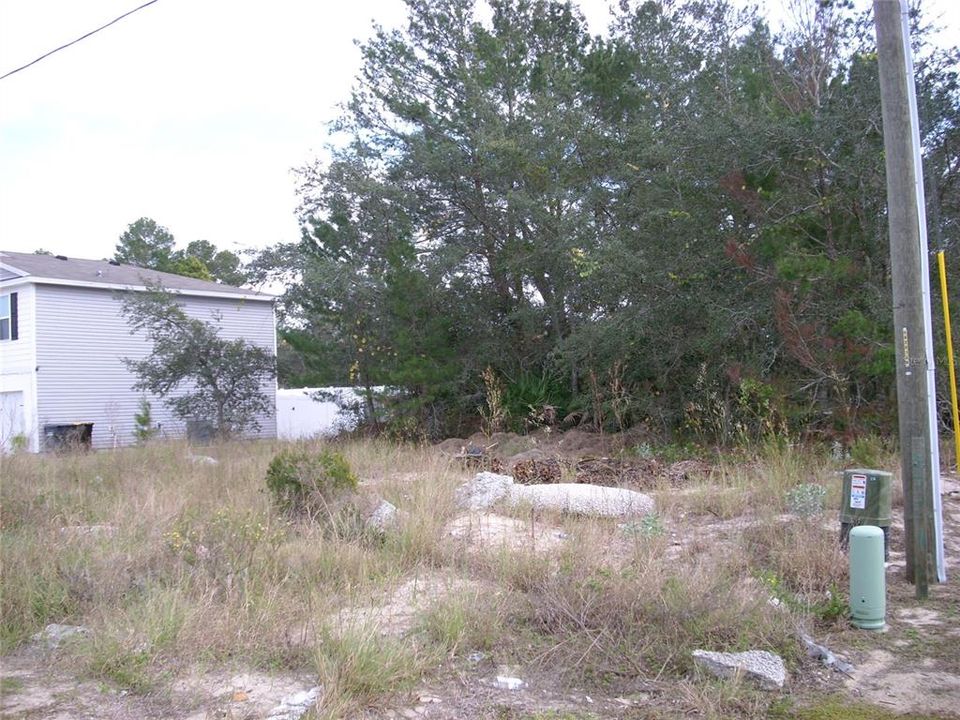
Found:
33,284 -> 276,449
0,285 -> 34,373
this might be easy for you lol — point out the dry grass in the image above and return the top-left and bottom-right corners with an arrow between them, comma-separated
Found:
0,436 -> 881,718
314,619 -> 434,717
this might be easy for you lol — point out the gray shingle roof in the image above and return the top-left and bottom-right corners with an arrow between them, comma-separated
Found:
0,250 -> 274,301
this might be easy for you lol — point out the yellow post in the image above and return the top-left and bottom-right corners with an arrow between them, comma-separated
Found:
937,250 -> 960,471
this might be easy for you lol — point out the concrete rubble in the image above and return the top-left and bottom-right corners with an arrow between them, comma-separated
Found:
366,499 -> 400,533
58,525 -> 118,539
455,472 -> 514,511
800,631 -> 855,675
265,686 -> 321,720
31,624 -> 89,649
510,482 -> 654,518
455,471 -> 655,518
692,649 -> 786,690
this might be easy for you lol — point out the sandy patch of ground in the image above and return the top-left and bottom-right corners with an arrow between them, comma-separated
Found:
0,649 -> 169,719
0,648 -> 318,720
445,512 -> 567,555
0,654 -> 90,719
844,649 -> 960,716
172,669 -> 317,720
894,606 -> 945,628
327,570 -> 492,637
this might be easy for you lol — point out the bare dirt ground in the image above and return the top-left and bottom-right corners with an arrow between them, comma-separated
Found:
3,435 -> 959,720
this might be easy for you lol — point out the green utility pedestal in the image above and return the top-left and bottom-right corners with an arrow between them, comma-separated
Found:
849,525 -> 886,631
840,469 -> 892,560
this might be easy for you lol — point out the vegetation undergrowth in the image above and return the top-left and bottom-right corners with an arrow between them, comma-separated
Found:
0,436 -> 930,718
770,695 -> 946,720
314,621 -> 433,717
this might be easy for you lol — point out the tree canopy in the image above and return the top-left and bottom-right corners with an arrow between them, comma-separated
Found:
120,287 -> 276,438
256,0 -> 959,443
114,218 -> 248,286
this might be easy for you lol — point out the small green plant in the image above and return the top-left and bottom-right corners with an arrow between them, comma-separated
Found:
132,397 -> 157,444
265,447 -> 358,516
817,584 -> 848,622
786,483 -> 827,517
631,441 -> 655,459
758,571 -> 848,623
0,677 -> 24,695
9,433 -> 28,452
657,441 -> 700,464
620,513 -> 665,538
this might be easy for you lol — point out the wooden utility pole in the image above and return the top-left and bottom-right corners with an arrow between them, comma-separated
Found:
874,0 -> 933,596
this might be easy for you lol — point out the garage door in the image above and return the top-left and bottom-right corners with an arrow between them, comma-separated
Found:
0,391 -> 25,453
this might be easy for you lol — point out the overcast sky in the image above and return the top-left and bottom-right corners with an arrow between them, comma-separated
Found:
0,0 -> 957,264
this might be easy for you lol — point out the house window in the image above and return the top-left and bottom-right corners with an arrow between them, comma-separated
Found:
0,292 -> 17,341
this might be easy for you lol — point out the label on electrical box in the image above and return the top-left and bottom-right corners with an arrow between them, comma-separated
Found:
850,473 -> 867,510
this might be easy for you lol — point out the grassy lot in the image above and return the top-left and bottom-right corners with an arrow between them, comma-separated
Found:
1,437 -> 954,719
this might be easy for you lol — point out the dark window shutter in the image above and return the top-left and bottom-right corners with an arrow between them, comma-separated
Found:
10,292 -> 17,340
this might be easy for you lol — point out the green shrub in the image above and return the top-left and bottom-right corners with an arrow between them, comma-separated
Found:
265,448 -> 358,516
619,513 -> 665,539
501,369 -> 571,433
785,483 -> 827,517
848,435 -> 896,469
132,397 -> 158,444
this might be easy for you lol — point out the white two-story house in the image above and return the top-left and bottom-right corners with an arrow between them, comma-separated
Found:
0,251 -> 277,452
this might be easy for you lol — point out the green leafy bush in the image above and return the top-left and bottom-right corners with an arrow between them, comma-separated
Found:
265,448 -> 358,516
502,369 -> 571,433
132,396 -> 158,444
786,483 -> 827,517
848,435 -> 896,469
619,513 -> 665,539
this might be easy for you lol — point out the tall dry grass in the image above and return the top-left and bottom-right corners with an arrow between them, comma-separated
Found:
1,435 -> 868,717
0,440 -> 463,676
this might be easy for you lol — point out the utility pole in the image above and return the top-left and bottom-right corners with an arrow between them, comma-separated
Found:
873,0 -> 935,596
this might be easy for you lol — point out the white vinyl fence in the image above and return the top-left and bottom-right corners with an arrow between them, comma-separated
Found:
276,387 -> 369,440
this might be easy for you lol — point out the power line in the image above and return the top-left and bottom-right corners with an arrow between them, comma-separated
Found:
0,0 -> 161,82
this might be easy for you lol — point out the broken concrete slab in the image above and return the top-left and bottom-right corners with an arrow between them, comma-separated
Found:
508,483 -> 655,518
366,499 -> 400,534
265,686 -> 321,720
58,524 -> 117,539
800,631 -> 854,675
692,649 -> 786,690
31,623 -> 89,649
455,472 -> 514,511
455,472 -> 655,518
